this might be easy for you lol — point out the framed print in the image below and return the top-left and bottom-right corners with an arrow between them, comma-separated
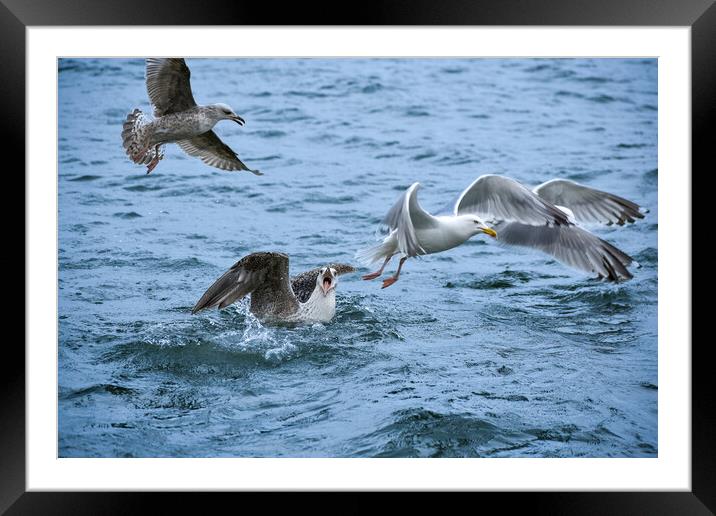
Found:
8,0 -> 713,512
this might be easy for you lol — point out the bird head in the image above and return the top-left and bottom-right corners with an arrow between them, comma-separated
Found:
457,215 -> 497,239
316,267 -> 338,296
211,103 -> 245,125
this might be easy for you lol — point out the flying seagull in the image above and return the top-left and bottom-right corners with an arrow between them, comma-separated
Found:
122,58 -> 260,175
357,175 -> 645,288
192,252 -> 356,323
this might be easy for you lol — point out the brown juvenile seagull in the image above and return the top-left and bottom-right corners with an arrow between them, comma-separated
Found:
192,252 -> 356,324
357,175 -> 645,288
122,58 -> 260,175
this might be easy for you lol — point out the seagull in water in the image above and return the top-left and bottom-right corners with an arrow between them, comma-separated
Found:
192,252 -> 356,323
357,175 -> 645,288
122,58 -> 260,175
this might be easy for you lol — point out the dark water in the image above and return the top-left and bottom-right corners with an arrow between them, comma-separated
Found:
58,58 -> 657,458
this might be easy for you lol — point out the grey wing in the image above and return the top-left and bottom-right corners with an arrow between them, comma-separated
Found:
192,252 -> 295,313
177,131 -> 262,174
454,175 -> 570,226
383,182 -> 441,257
145,58 -> 196,116
494,221 -> 635,281
290,263 -> 356,303
533,179 -> 645,226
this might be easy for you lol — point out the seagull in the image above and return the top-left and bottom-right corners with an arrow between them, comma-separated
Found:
357,175 -> 645,288
122,58 -> 260,175
191,252 -> 356,323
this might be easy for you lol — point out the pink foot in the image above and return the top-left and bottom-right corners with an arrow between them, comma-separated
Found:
381,277 -> 398,289
146,159 -> 159,174
362,272 -> 382,280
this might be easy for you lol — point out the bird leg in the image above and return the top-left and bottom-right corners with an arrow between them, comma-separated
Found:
145,145 -> 162,174
381,257 -> 407,289
362,255 -> 392,280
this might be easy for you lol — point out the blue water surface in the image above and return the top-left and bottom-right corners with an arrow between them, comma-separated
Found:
58,58 -> 657,458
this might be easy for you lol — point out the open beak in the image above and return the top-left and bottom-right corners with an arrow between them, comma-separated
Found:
230,115 -> 245,126
321,271 -> 335,294
481,226 -> 497,238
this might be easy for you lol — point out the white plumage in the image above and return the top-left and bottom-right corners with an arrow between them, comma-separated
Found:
358,175 -> 645,288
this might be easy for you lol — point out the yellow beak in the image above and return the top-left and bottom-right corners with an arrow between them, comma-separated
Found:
481,227 -> 497,238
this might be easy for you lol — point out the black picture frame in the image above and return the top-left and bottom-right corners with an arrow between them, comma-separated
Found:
7,0 -> 711,513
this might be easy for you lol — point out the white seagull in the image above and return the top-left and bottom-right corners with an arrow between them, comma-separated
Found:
357,175 -> 645,288
122,58 -> 260,175
192,252 -> 355,324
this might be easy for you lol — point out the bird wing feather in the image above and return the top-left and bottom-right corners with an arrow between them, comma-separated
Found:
382,183 -> 442,257
452,175 -> 634,281
454,174 -> 570,226
145,58 -> 197,117
493,220 -> 635,281
192,252 -> 297,313
177,131 -> 261,174
533,179 -> 645,226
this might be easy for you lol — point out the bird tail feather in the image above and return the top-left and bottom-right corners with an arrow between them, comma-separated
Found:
355,238 -> 395,266
122,109 -> 158,165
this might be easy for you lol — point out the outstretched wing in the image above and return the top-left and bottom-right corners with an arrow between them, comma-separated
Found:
454,175 -> 634,282
145,58 -> 197,116
454,174 -> 570,226
290,263 -> 356,303
533,179 -> 645,226
493,221 -> 635,281
383,182 -> 442,257
192,252 -> 296,313
177,131 -> 262,174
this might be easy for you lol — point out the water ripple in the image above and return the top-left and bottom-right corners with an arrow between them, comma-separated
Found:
58,57 -> 658,458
